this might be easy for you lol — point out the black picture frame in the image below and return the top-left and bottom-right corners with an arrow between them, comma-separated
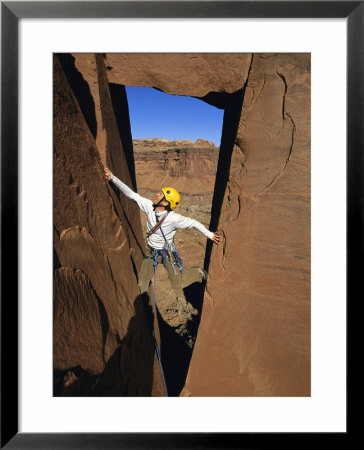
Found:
1,1 -> 358,448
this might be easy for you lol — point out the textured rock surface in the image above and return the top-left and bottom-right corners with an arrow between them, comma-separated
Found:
184,54 -> 311,396
104,53 -> 310,397
133,138 -> 218,195
105,54 -> 252,97
56,53 -> 310,397
53,55 -> 165,396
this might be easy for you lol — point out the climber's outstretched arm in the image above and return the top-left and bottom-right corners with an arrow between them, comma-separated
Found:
104,167 -> 153,214
173,213 -> 223,245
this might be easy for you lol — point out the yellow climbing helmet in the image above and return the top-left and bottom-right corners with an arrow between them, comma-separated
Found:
162,187 -> 181,210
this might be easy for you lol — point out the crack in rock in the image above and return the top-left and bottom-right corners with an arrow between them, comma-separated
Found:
254,71 -> 296,197
276,70 -> 288,123
221,229 -> 227,273
247,73 -> 267,111
204,288 -> 215,307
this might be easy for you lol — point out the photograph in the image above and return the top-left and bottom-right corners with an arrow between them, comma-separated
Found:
1,0 -> 355,446
53,52 -> 311,398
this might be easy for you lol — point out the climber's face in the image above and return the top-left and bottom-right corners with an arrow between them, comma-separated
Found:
153,191 -> 168,211
153,191 -> 166,204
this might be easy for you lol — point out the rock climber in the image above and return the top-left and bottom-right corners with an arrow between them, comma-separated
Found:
104,167 -> 223,299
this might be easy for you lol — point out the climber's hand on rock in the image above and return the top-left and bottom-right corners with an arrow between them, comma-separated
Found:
212,233 -> 223,245
104,167 -> 113,181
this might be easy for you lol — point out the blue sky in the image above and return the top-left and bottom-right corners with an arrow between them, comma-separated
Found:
125,86 -> 224,146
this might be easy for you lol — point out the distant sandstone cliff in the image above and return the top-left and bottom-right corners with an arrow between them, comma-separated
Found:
54,53 -> 310,397
133,137 -> 219,218
133,139 -> 218,190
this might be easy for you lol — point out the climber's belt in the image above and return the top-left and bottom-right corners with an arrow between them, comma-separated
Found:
143,246 -> 163,260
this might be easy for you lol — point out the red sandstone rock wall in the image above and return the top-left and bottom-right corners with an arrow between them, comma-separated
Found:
103,53 -> 310,396
184,54 -> 311,396
105,54 -> 252,97
53,55 -> 165,396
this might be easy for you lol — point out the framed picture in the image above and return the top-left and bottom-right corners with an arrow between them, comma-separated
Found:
1,1 -> 357,448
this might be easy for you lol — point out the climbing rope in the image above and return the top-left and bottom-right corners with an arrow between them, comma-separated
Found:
153,250 -> 159,315
153,250 -> 169,396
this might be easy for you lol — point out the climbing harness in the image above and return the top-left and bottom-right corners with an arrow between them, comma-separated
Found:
146,212 -> 185,275
152,250 -> 169,396
146,211 -> 170,238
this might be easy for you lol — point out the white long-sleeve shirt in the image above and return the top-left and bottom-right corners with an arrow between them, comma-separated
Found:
110,174 -> 214,250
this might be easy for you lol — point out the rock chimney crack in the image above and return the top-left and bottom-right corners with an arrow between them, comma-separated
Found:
276,69 -> 288,123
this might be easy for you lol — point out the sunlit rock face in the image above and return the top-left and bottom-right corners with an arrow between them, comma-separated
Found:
196,54 -> 311,397
53,55 -> 165,396
105,53 -> 253,98
56,53 -> 310,397
103,53 -> 311,397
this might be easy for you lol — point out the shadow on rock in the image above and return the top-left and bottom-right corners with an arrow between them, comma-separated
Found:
57,53 -> 97,140
53,293 -> 158,396
155,281 -> 205,397
183,281 -> 205,333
